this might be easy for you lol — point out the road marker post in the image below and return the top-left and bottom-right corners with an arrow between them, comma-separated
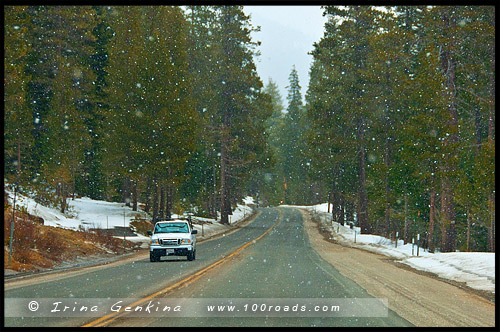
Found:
417,234 -> 420,256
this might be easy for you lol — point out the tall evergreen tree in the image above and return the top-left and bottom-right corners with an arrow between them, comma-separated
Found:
4,6 -> 33,187
104,6 -> 197,219
183,6 -> 222,217
212,6 -> 264,223
23,6 -> 97,211
307,5 -> 494,251
280,66 -> 310,204
260,78 -> 285,205
184,6 -> 271,218
79,5 -> 114,200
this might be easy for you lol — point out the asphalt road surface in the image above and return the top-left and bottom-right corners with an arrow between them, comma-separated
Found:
5,207 -> 413,327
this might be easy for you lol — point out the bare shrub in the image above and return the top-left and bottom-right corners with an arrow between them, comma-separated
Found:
36,228 -> 67,262
14,248 -> 53,269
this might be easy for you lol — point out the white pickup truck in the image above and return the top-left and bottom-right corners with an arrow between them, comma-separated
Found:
147,219 -> 197,262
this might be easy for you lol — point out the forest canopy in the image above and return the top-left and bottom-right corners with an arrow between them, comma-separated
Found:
4,5 -> 495,253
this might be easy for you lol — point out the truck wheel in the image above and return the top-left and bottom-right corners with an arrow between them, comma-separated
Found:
187,251 -> 194,261
150,252 -> 159,262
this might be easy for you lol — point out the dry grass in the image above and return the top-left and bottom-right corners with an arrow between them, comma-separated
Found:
130,218 -> 154,236
4,206 -> 140,272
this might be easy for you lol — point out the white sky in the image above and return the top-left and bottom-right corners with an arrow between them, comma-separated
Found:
244,6 -> 328,108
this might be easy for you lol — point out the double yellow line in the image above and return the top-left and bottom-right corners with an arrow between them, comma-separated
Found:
82,209 -> 282,327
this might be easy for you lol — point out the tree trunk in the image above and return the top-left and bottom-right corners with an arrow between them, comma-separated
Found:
105,177 -> 110,202
439,9 -> 459,252
71,157 -> 76,201
466,205 -> 471,252
220,151 -> 228,224
331,180 -> 336,223
159,182 -> 165,220
327,191 -> 331,214
166,173 -> 173,220
384,138 -> 391,238
488,194 -> 495,252
212,166 -> 217,219
152,179 -> 159,223
358,117 -> 370,234
345,201 -> 354,225
487,42 -> 495,253
474,108 -> 482,153
428,188 -> 436,253
225,168 -> 232,217
145,176 -> 152,213
60,181 -> 67,214
339,194 -> 345,226
220,123 -> 230,225
17,139 -> 21,181
72,173 -> 76,200
488,41 -> 495,146
132,179 -> 137,211
384,69 -> 392,238
440,179 -> 455,252
404,186 -> 408,243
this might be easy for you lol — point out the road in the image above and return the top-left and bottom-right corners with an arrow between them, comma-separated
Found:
4,207 -> 493,327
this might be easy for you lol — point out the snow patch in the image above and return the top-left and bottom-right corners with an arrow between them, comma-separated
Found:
296,203 -> 495,293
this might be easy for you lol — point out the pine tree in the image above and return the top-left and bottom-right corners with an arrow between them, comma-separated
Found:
311,6 -> 379,233
306,5 -> 494,251
183,6 -> 222,217
212,6 -> 264,223
279,66 -> 310,204
263,78 -> 285,149
4,6 -> 34,187
79,6 -> 115,200
260,78 -> 285,205
24,6 -> 97,211
104,6 -> 197,218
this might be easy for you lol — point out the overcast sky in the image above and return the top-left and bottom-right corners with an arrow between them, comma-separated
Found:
243,6 -> 328,108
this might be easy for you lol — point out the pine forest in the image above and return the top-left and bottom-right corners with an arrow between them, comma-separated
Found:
4,5 -> 495,253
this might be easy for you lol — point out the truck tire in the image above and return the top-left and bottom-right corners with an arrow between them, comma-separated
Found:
187,250 -> 195,261
150,252 -> 159,262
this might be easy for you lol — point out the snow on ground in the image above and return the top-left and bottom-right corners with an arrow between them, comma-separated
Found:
7,191 -> 493,293
291,203 -> 495,294
7,192 -> 148,230
188,197 -> 254,240
5,190 -> 255,246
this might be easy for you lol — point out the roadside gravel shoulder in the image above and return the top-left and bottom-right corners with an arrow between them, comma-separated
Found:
298,208 -> 495,327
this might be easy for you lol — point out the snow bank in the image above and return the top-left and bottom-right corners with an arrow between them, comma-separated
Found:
189,196 -> 255,239
297,203 -> 495,293
404,253 -> 495,292
5,192 -> 147,230
5,190 -> 255,242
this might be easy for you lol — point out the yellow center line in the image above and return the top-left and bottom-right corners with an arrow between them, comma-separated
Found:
82,209 -> 282,327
